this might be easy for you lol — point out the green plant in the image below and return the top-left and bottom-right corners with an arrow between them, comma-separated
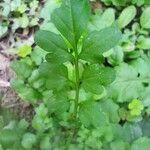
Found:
8,0 -> 150,149
35,0 -> 121,122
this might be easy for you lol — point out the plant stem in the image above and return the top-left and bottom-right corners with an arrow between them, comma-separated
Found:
74,48 -> 79,118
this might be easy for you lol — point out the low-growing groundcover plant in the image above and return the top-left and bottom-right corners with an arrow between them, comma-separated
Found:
1,0 -> 150,149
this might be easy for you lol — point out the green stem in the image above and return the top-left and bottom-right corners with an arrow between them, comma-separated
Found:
74,48 -> 79,118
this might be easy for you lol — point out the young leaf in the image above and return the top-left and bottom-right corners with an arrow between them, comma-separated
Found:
82,64 -> 115,94
128,99 -> 144,116
17,45 -> 32,58
80,27 -> 122,63
51,0 -> 90,48
79,101 -> 107,128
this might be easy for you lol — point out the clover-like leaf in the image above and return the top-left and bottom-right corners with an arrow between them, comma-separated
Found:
128,99 -> 144,116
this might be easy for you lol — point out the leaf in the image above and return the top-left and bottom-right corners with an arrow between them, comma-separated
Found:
89,8 -> 115,31
108,63 -> 144,102
137,36 -> 150,50
35,30 -> 73,64
10,61 -> 32,79
79,27 -> 122,63
132,56 -> 150,79
112,0 -> 128,6
82,64 -> 115,94
140,7 -> 150,29
79,101 -> 107,128
128,99 -> 144,116
51,0 -> 90,48
35,30 -> 68,53
21,133 -> 36,149
45,50 -> 73,65
118,6 -> 136,28
46,92 -> 70,114
17,45 -> 32,58
140,119 -> 150,137
123,123 -> 143,143
107,46 -> 124,66
100,99 -> 119,123
110,140 -> 126,150
131,137 -> 150,150
39,62 -> 68,90
40,0 -> 60,22
30,46 -> 47,66
11,79 -> 41,103
0,129 -> 19,149
132,0 -> 145,6
17,4 -> 27,13
40,136 -> 51,150
19,14 -> 29,28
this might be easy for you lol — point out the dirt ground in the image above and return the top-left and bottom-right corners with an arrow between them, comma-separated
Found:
0,53 -> 33,120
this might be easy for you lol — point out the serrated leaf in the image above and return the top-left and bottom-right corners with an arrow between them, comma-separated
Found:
82,64 -> 115,94
51,0 -> 90,48
79,101 -> 107,128
118,6 -> 136,28
80,27 -> 122,63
